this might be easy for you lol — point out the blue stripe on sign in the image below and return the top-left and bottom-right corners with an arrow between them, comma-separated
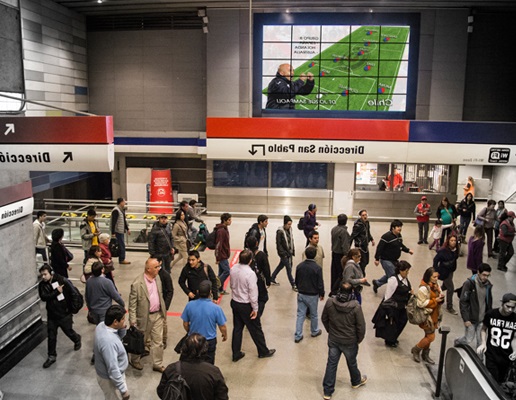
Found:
114,137 -> 206,146
409,121 -> 516,145
75,86 -> 88,95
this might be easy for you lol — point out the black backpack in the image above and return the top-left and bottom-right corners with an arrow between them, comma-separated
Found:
65,279 -> 84,314
160,362 -> 192,400
297,217 -> 305,231
205,227 -> 218,250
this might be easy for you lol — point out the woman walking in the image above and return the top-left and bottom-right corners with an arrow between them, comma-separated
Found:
372,261 -> 412,348
467,226 -> 485,275
339,248 -> 368,303
433,235 -> 459,314
436,197 -> 458,246
171,209 -> 189,269
411,267 -> 444,364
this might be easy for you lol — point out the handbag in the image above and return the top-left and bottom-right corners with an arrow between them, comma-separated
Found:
174,333 -> 189,354
473,216 -> 484,227
122,326 -> 145,355
109,238 -> 120,258
63,245 -> 74,262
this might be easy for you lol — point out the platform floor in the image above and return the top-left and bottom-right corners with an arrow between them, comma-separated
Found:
0,214 -> 514,399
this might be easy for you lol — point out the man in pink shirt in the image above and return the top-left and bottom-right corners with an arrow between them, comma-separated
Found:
230,250 -> 275,362
128,258 -> 167,373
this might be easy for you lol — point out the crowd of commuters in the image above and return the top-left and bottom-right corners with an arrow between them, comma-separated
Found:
33,196 -> 515,400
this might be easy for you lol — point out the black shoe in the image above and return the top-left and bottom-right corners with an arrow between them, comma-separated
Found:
74,336 -> 82,351
311,329 -> 322,338
90,354 -> 95,365
270,280 -> 280,286
385,341 -> 398,348
423,240 -> 429,244
232,352 -> 245,362
141,350 -> 150,357
372,280 -> 379,294
295,336 -> 303,343
258,349 -> 276,358
43,357 -> 56,368
418,240 -> 423,245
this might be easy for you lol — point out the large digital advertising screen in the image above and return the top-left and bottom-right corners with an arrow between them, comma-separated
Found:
253,13 -> 420,119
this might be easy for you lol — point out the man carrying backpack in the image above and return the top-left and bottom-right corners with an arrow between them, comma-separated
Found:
38,264 -> 82,369
244,215 -> 269,256
157,333 -> 229,400
455,263 -> 493,351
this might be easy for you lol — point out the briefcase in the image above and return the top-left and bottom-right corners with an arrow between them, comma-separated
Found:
122,326 -> 145,355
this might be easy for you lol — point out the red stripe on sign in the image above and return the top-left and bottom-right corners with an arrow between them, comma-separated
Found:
0,116 -> 113,144
206,117 -> 409,141
0,181 -> 32,207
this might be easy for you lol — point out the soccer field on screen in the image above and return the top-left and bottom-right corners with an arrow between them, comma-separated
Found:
262,25 -> 410,111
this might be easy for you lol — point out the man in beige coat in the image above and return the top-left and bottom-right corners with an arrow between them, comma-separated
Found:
129,257 -> 167,373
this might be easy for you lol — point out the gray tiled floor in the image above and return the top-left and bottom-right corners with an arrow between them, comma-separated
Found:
1,214 -> 514,399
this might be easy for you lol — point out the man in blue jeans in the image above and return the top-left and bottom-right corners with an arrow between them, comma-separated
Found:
321,282 -> 366,399
215,213 -> 232,295
110,197 -> 131,264
373,219 -> 413,294
294,246 -> 324,343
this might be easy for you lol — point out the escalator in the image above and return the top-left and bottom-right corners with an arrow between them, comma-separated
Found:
444,344 -> 512,400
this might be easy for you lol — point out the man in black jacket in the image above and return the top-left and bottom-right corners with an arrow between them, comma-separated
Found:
455,263 -> 493,351
266,63 -> 315,110
148,214 -> 175,272
322,282 -> 367,397
373,220 -> 413,294
158,259 -> 174,350
271,215 -> 296,290
350,210 -> 375,275
244,214 -> 269,256
178,250 -> 219,302
294,246 -> 325,343
38,264 -> 81,369
157,333 -> 228,400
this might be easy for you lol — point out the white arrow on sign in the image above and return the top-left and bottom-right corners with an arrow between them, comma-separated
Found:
4,123 -> 15,136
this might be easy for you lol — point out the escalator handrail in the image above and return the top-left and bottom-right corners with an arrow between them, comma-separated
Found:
452,343 -> 511,400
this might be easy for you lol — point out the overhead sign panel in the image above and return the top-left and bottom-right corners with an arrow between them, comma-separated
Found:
0,116 -> 114,171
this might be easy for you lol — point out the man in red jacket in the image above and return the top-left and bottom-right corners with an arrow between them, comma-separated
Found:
215,213 -> 232,295
414,196 -> 432,245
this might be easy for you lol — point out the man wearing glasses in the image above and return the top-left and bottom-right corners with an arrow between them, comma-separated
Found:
455,263 -> 493,351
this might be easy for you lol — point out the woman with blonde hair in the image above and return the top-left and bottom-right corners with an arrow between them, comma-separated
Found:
411,267 -> 444,364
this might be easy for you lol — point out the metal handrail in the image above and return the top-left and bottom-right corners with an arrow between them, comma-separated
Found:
0,299 -> 41,331
0,283 -> 38,313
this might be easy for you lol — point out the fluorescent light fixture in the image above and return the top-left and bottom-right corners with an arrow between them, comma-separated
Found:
198,9 -> 206,17
203,26 -> 209,34
202,16 -> 209,24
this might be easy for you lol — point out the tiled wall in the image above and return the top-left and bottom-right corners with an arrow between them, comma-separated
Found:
20,0 -> 88,116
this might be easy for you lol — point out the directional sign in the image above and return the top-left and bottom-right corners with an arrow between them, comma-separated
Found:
0,144 -> 114,171
0,116 -> 114,171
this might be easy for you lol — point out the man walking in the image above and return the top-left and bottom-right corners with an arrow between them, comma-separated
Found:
181,280 -> 227,364
148,214 -> 175,272
322,282 -> 367,399
244,215 -> 269,255
294,246 -> 325,343
230,250 -> 275,361
128,258 -> 166,373
34,210 -> 50,262
94,305 -> 130,400
110,198 -> 131,265
455,263 -> 492,350
350,209 -> 375,275
178,250 -> 219,301
271,215 -> 296,290
330,214 -> 350,291
477,293 -> 516,383
38,264 -> 81,369
373,220 -> 413,294
215,213 -> 232,295
414,196 -> 432,244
